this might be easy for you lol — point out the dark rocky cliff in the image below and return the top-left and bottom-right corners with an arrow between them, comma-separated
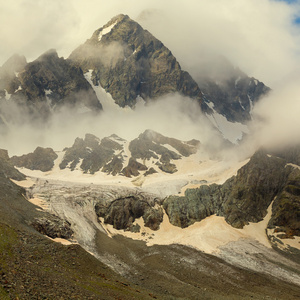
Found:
69,14 -> 204,108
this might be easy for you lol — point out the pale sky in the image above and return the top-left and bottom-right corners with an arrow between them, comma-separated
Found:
1,0 -> 300,87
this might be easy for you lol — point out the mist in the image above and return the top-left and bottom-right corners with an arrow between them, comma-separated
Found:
1,0 -> 300,86
1,93 -> 224,157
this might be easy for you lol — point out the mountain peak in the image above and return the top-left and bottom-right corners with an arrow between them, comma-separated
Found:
36,48 -> 59,61
69,14 -> 203,108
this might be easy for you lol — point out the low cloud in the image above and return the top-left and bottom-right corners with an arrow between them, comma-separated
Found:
250,72 -> 300,149
1,0 -> 300,87
1,93 -> 225,157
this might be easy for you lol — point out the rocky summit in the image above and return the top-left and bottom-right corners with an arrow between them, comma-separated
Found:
0,49 -> 102,124
0,14 -> 270,136
69,14 -> 204,108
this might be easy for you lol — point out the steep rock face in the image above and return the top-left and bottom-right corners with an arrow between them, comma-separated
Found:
0,50 -> 102,124
196,56 -> 270,123
128,129 -> 199,175
11,147 -> 58,172
220,151 -> 290,228
18,50 -> 102,111
95,194 -> 163,231
59,133 -> 125,174
0,149 -> 26,181
268,168 -> 300,238
58,130 -> 199,177
0,54 -> 27,98
163,184 -> 220,228
164,151 -> 292,229
69,14 -> 204,108
270,144 -> 300,166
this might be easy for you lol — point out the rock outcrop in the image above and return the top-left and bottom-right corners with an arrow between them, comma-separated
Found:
196,56 -> 270,123
59,133 -> 125,174
11,147 -> 58,172
95,194 -> 163,231
128,129 -> 198,175
0,50 -> 102,124
0,149 -> 26,181
69,14 -> 204,108
268,167 -> 300,239
0,54 -> 27,97
31,216 -> 73,239
57,130 -> 199,177
164,150 -> 294,230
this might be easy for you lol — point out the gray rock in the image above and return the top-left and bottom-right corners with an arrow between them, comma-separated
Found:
164,150 -> 292,229
31,216 -> 73,239
60,133 -> 124,174
11,147 -> 58,172
268,167 -> 300,238
0,149 -> 26,181
0,50 -> 102,124
69,14 -> 204,108
95,194 -> 163,231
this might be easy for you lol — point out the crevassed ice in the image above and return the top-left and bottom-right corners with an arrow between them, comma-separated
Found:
98,21 -> 118,41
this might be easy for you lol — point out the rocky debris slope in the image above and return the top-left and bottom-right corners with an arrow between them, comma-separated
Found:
22,177 -> 300,299
0,50 -> 102,124
0,148 -> 158,299
164,150 -> 300,246
11,146 -> 58,172
69,14 -> 205,109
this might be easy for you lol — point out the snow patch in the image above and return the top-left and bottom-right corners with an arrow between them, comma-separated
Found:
286,163 -> 300,170
45,89 -> 52,95
206,111 -> 249,144
247,94 -> 254,116
98,21 -> 118,41
239,99 -> 245,110
235,76 -> 241,87
14,86 -> 22,93
206,101 -> 215,109
4,89 -> 11,100
84,70 -> 130,112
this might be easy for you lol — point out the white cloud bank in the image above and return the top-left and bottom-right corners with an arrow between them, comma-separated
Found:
1,0 -> 300,86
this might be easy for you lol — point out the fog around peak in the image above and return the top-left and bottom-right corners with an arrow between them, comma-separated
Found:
1,0 -> 300,157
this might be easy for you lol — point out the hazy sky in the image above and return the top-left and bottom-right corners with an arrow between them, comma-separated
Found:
1,0 -> 300,155
1,0 -> 300,87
